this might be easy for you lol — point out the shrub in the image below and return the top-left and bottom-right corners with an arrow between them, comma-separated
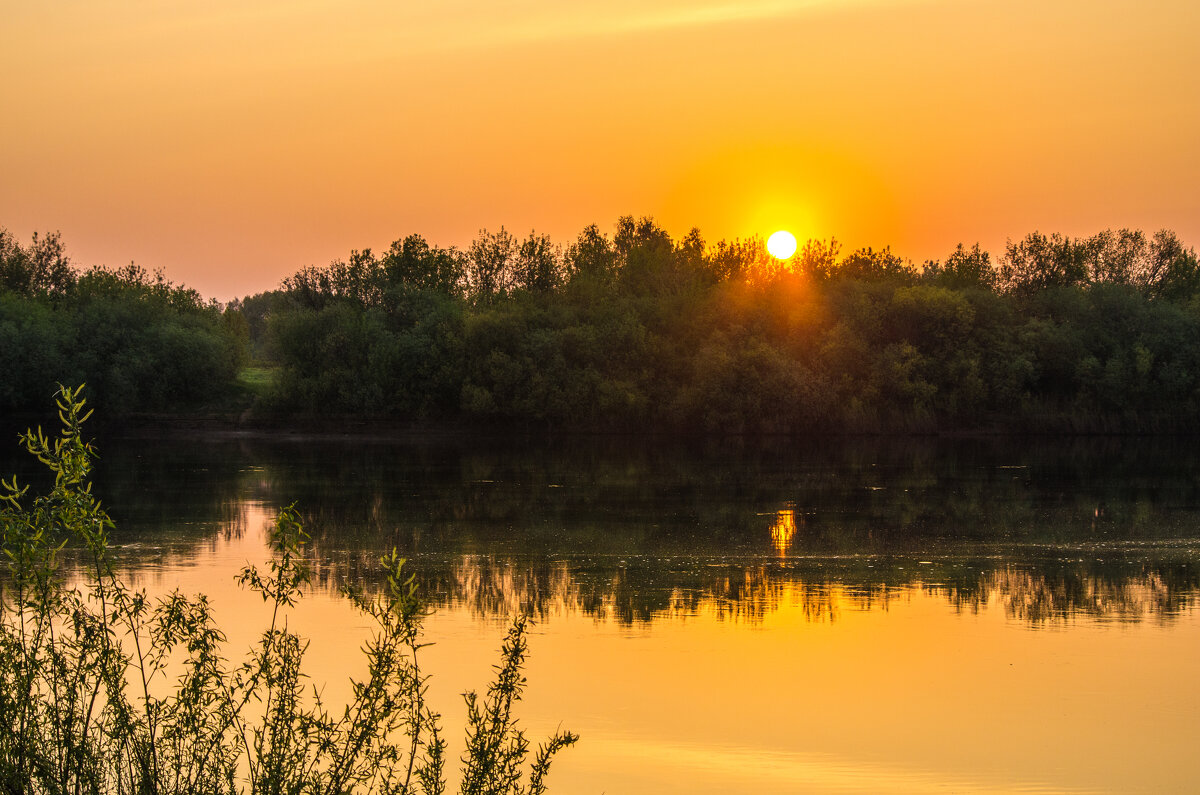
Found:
0,385 -> 575,794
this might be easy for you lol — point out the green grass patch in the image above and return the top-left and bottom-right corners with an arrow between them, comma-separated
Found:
237,365 -> 279,397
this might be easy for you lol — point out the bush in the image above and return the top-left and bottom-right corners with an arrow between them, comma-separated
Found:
0,385 -> 575,793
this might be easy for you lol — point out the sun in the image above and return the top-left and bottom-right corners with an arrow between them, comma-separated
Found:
767,230 -> 798,259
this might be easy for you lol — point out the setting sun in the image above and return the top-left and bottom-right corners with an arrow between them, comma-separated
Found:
767,230 -> 798,259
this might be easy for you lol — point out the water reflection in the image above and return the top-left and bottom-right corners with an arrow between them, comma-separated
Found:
10,432 -> 1199,628
425,554 -> 1200,626
222,524 -> 1200,628
945,563 -> 1192,623
8,432 -> 1197,794
769,508 -> 797,556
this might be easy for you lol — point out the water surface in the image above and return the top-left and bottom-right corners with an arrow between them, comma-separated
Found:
7,433 -> 1198,793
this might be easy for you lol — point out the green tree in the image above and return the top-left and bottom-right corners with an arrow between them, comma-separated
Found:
512,231 -> 560,294
381,234 -> 466,296
999,232 -> 1091,294
467,228 -> 518,303
922,243 -> 997,291
0,229 -> 76,297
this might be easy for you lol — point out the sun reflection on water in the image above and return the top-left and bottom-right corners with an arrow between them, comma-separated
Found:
769,508 -> 797,556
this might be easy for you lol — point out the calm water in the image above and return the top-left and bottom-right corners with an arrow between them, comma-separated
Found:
7,432 -> 1200,793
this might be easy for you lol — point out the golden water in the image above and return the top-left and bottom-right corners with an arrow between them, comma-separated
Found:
108,496 -> 1199,794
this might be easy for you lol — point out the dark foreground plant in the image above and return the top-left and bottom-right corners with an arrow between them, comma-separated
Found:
0,385 -> 576,794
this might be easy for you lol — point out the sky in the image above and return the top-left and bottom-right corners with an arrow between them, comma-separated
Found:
2,0 -> 1198,301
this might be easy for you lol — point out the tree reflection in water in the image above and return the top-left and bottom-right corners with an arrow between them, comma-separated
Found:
284,546 -> 1199,627
20,431 -> 1200,628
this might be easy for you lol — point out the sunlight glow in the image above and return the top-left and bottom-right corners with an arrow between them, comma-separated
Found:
767,230 -> 798,260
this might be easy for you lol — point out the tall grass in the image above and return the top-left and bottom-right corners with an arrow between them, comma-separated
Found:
0,385 -> 575,794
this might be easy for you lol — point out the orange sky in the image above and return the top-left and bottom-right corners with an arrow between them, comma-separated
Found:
3,0 -> 1198,300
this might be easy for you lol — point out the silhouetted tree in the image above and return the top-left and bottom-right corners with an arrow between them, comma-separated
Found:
923,243 -> 997,291
467,227 -> 517,302
0,229 -> 75,297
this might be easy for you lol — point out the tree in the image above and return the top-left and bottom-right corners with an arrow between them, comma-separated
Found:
835,246 -> 915,283
1087,229 -> 1145,286
467,227 -> 517,302
923,243 -> 997,291
564,224 -> 615,284
1141,230 -> 1200,301
999,232 -> 1090,294
381,234 -> 465,296
513,231 -> 560,293
705,236 -> 769,283
0,229 -> 76,297
795,238 -> 841,282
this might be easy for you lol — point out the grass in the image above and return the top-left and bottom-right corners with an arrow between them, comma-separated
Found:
236,365 -> 280,399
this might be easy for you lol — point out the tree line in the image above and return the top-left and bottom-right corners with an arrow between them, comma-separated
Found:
5,220 -> 1200,430
0,229 -> 244,415
237,219 -> 1200,431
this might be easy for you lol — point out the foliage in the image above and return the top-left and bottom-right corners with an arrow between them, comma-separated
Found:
0,232 -> 246,416
0,229 -> 74,298
0,386 -> 576,793
8,219 -> 1200,431
245,219 -> 1200,430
